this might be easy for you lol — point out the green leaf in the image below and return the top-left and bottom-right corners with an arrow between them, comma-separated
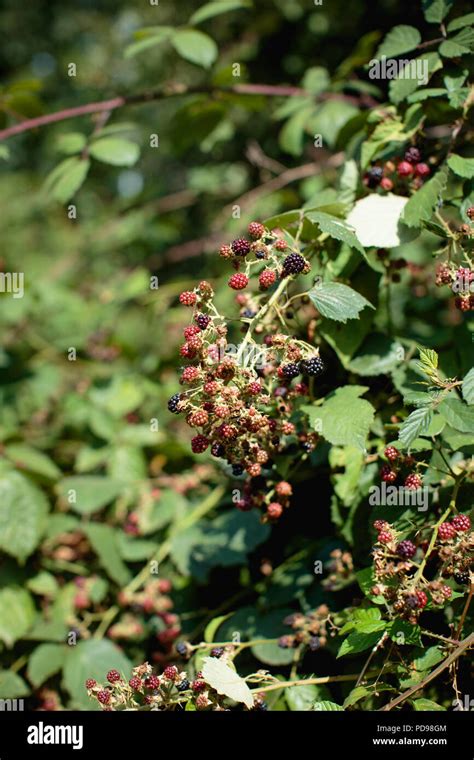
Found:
27,643 -> 65,687
4,443 -> 61,480
447,13 -> 474,32
44,157 -> 90,203
124,27 -> 174,59
0,671 -> 30,698
286,684 -> 324,711
171,29 -> 218,68
190,0 -> 251,25
309,282 -> 373,323
388,620 -> 422,645
346,194 -> 415,248
63,639 -> 132,709
462,368 -> 474,405
343,686 -> 371,709
422,0 -> 453,23
201,656 -> 253,708
447,154 -> 474,179
418,347 -> 438,371
301,66 -> 330,95
303,386 -> 375,452
389,53 -> 442,105
57,132 -> 87,154
83,524 -> 131,585
27,571 -> 59,597
398,406 -> 434,448
204,614 -> 232,644
413,646 -> 445,671
0,471 -> 49,561
347,334 -> 404,377
439,397 -> 474,433
0,588 -> 36,647
401,167 -> 449,228
337,630 -> 384,658
306,210 -> 364,253
312,701 -> 344,711
440,28 -> 474,58
57,476 -> 123,515
375,25 -> 421,58
89,137 -> 139,167
279,103 -> 314,156
413,698 -> 446,711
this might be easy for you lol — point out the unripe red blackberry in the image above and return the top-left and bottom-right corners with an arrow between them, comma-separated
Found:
144,675 -> 160,689
378,530 -> 392,544
267,502 -> 283,519
414,162 -> 430,178
415,590 -> 428,609
97,690 -> 111,705
456,295 -> 471,312
404,147 -> 421,164
180,343 -> 196,359
275,481 -> 292,497
195,694 -> 209,710
439,522 -> 456,540
191,434 -> 209,454
396,540 -> 416,559
373,520 -> 389,531
281,362 -> 300,379
274,239 -> 287,251
235,497 -> 253,511
397,161 -> 413,177
85,679 -> 97,689
184,325 -> 200,340
229,272 -> 249,290
380,177 -> 393,191
186,335 -> 202,351
198,281 -> 213,298
129,676 -> 142,690
441,585 -> 452,599
231,238 -> 251,256
248,221 -> 265,239
219,243 -> 232,259
380,464 -> 397,483
192,679 -> 206,693
179,291 -> 197,307
247,463 -> 262,477
405,473 -> 422,489
219,423 -> 238,440
452,514 -> 471,532
106,669 -> 121,684
195,313 -> 211,330
203,380 -> 220,396
180,366 -> 200,384
282,253 -> 306,276
163,665 -> 179,681
259,269 -> 276,290
299,356 -> 324,376
188,409 -> 209,427
435,264 -> 454,285
467,206 -> 474,220
247,381 -> 262,395
384,446 -> 399,462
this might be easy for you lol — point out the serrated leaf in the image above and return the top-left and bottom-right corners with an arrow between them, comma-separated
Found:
201,656 -> 253,708
309,282 -> 373,323
462,368 -> 474,405
398,406 -> 434,448
439,28 -> 474,58
190,0 -> 251,25
0,671 -> 30,698
171,29 -> 218,69
0,471 -> 49,561
0,588 -> 36,647
401,167 -> 449,228
306,210 -> 364,253
413,698 -> 447,711
27,644 -> 65,687
447,13 -> 474,32
447,154 -> 474,179
389,53 -> 442,105
375,25 -> 421,58
303,386 -> 375,452
343,686 -> 371,708
388,620 -> 422,645
422,0 -> 453,23
346,194 -> 415,248
418,347 -> 438,370
337,630 -> 384,658
312,701 -> 344,711
439,397 -> 474,433
89,137 -> 139,167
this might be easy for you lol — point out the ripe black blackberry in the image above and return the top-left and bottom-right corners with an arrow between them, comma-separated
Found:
405,147 -> 421,164
195,313 -> 211,330
282,253 -> 306,276
168,393 -> 182,414
365,166 -> 383,187
232,464 -> 244,476
210,647 -> 224,658
177,679 -> 190,692
175,641 -> 188,657
281,362 -> 300,379
454,571 -> 470,585
308,636 -> 321,651
300,356 -> 324,376
211,442 -> 225,458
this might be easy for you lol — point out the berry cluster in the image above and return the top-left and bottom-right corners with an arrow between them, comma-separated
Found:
380,446 -> 422,489
86,660 -> 263,711
114,578 -> 181,651
168,224 -> 326,519
435,262 -> 474,312
322,549 -> 355,591
364,147 -> 431,194
278,605 -> 333,652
